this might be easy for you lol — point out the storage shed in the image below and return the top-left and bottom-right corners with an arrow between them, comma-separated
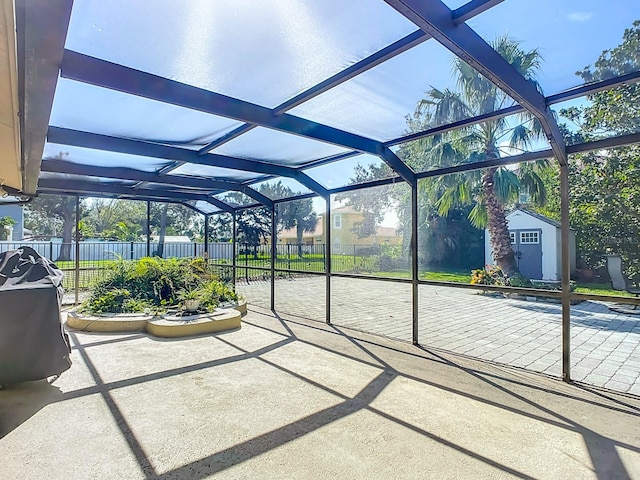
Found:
485,209 -> 575,281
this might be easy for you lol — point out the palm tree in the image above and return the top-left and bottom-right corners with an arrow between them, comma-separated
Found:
402,36 -> 551,280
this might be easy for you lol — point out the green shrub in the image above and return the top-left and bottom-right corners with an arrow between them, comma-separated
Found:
80,256 -> 239,315
79,288 -> 131,314
470,266 -> 506,286
198,280 -> 239,312
507,273 -> 533,288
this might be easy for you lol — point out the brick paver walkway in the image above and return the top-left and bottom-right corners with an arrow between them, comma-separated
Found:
238,276 -> 640,394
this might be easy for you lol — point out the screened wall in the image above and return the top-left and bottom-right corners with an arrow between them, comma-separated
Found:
12,0 -> 640,392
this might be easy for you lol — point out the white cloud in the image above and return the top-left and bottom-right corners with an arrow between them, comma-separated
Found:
567,11 -> 593,22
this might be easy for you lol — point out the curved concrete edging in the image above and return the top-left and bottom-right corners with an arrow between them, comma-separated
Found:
146,310 -> 241,338
66,312 -> 150,332
230,299 -> 247,316
66,300 -> 247,337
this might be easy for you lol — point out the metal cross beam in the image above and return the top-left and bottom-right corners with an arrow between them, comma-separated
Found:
383,0 -> 567,165
452,0 -> 505,24
37,178 -> 233,213
194,1 -> 499,159
195,30 -> 429,156
39,191 -> 209,215
387,71 -> 640,148
40,159 -> 274,208
60,50 -> 415,184
47,127 -> 330,197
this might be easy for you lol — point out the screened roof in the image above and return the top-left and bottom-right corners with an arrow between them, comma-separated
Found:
15,0 -> 640,214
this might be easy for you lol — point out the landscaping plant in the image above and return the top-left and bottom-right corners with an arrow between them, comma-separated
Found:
80,256 -> 238,315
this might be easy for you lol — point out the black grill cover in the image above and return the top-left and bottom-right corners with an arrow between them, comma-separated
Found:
0,247 -> 71,385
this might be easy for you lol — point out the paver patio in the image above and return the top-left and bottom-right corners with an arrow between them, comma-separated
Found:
238,276 -> 640,394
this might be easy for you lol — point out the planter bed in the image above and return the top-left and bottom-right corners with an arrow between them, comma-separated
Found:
66,299 -> 247,338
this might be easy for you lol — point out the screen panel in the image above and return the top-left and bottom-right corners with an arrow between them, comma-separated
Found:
65,0 -> 418,107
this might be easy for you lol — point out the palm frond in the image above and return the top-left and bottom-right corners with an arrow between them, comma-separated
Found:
517,160 -> 552,205
509,124 -> 534,149
468,202 -> 489,228
431,89 -> 472,124
434,186 -> 457,216
493,167 -> 521,203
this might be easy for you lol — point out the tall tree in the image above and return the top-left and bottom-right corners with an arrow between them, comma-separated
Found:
83,198 -> 146,240
335,164 -> 393,239
25,195 -> 81,261
155,203 -> 168,257
268,182 -> 317,258
403,36 -> 551,280
552,20 -> 640,275
208,213 -> 233,242
226,183 -> 319,258
148,202 -> 200,257
336,161 -> 484,271
236,205 -> 271,258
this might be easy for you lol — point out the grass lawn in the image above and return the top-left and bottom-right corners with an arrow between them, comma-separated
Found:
55,259 -> 113,269
421,271 -> 472,283
58,253 -> 632,300
574,282 -> 634,297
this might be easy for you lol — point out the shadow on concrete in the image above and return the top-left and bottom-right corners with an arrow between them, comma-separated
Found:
0,379 -> 63,439
416,344 -> 636,480
4,308 -> 639,479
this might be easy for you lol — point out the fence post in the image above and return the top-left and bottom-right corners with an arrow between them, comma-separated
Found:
411,183 -> 419,346
194,242 -> 197,258
287,243 -> 291,270
49,241 -> 53,260
353,244 -> 356,270
74,196 -> 80,306
146,201 -> 151,257
245,245 -> 248,284
232,212 -> 237,290
130,241 -> 134,260
321,243 -> 325,274
204,214 -> 209,258
270,205 -> 276,311
325,197 -> 331,324
560,163 -> 571,382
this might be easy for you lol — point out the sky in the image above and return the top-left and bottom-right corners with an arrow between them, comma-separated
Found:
466,0 -> 638,95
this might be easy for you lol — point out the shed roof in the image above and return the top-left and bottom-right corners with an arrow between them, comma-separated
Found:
506,208 -> 575,231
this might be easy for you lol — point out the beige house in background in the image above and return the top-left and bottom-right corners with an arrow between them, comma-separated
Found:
278,206 -> 401,248
278,221 -> 324,245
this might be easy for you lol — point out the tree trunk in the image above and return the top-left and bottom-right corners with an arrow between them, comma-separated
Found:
157,203 -> 168,258
57,212 -> 74,261
296,224 -> 304,258
482,168 -> 519,277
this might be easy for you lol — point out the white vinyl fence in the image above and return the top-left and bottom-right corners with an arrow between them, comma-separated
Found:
0,241 -> 233,262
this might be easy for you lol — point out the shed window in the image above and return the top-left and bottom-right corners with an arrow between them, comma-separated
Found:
520,231 -> 539,244
509,232 -> 516,244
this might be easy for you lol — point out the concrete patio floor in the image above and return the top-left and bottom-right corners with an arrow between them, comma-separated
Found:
237,276 -> 640,394
1,308 -> 640,479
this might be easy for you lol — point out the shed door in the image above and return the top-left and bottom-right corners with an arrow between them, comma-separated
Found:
510,229 -> 543,280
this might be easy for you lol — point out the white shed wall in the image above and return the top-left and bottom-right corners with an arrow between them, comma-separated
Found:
484,210 -> 574,281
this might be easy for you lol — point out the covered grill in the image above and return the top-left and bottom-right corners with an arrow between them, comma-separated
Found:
0,246 -> 71,386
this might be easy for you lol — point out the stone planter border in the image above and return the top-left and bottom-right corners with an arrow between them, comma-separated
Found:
66,299 -> 247,337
